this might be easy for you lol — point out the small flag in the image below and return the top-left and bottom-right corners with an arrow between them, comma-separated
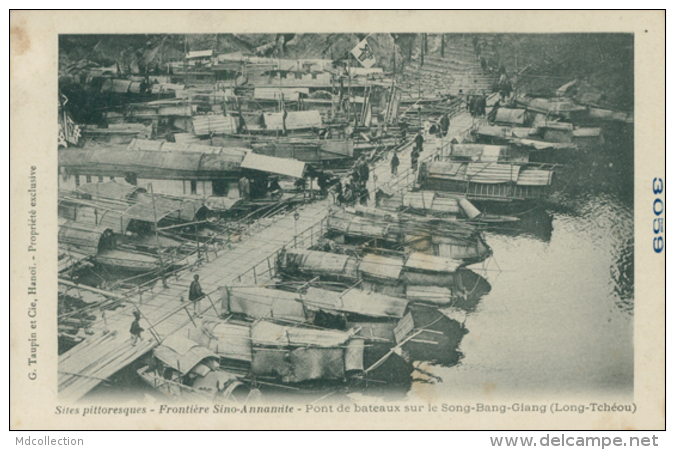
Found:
351,36 -> 377,68
58,127 -> 68,148
66,116 -> 81,145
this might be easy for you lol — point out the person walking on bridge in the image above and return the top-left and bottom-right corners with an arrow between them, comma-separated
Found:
189,274 -> 205,317
440,113 -> 450,137
411,148 -> 420,173
414,132 -> 424,153
130,310 -> 144,346
390,152 -> 400,176
358,156 -> 370,184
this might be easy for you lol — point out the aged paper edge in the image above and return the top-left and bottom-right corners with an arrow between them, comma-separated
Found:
9,10 -> 665,430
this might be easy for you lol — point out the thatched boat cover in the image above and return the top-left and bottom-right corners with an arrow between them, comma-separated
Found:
508,139 -> 578,151
62,144 -> 303,180
60,190 -> 205,231
262,110 -> 322,131
252,321 -> 350,347
405,253 -> 462,273
427,161 -> 554,186
254,87 -> 309,102
223,287 -> 306,322
251,346 -> 346,383
77,180 -> 147,201
405,285 -> 453,305
445,144 -> 513,163
304,287 -> 408,319
59,148 -> 237,178
192,115 -> 239,136
58,218 -> 114,256
154,335 -> 218,375
378,191 -> 480,217
190,321 -> 252,362
401,192 -> 441,210
494,108 -> 527,125
250,321 -> 364,383
359,254 -> 403,281
475,125 -> 538,139
240,152 -> 306,179
281,249 -> 359,280
128,138 -> 245,156
326,213 -> 390,238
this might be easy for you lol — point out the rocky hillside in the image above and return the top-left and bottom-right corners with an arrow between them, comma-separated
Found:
60,33 -> 633,110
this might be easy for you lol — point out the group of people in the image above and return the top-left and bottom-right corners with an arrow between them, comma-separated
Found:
337,155 -> 370,206
468,94 -> 488,118
390,131 -> 425,177
238,175 -> 285,201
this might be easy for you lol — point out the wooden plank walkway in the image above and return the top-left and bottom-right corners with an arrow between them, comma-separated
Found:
58,110 -> 481,402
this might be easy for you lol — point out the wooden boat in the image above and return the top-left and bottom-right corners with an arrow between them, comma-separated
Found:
137,335 -> 258,402
210,135 -> 357,163
298,287 -> 466,365
439,143 -> 530,164
375,190 -> 520,224
58,218 -> 169,275
225,285 -> 467,364
418,160 -> 556,203
275,248 -> 491,307
188,319 -> 413,385
326,206 -> 493,265
220,284 -> 465,341
515,97 -> 588,120
95,249 -> 162,274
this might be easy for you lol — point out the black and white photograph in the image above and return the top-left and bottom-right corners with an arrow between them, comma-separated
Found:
10,10 -> 664,431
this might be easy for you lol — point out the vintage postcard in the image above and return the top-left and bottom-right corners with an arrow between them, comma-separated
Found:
9,10 -> 664,430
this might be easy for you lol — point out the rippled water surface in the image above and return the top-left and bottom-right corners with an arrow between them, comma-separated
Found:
410,125 -> 635,400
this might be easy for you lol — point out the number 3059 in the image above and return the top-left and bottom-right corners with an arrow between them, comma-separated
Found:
653,178 -> 664,253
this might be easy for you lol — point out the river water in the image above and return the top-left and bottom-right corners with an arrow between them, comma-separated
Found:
407,123 -> 635,401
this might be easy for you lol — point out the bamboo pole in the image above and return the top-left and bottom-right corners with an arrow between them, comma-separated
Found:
149,183 -> 167,287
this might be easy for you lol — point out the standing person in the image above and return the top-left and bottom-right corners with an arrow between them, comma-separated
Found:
411,149 -> 420,173
399,121 -> 409,139
440,113 -> 450,137
189,274 -> 205,317
414,132 -> 424,153
478,94 -> 487,118
238,176 -> 250,202
317,171 -> 329,198
351,165 -> 361,185
268,176 -> 282,198
351,157 -> 362,185
359,185 -> 369,206
503,80 -> 513,102
359,157 -> 370,185
130,310 -> 144,346
390,152 -> 400,176
334,179 -> 343,205
489,98 -> 501,124
340,181 -> 355,206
